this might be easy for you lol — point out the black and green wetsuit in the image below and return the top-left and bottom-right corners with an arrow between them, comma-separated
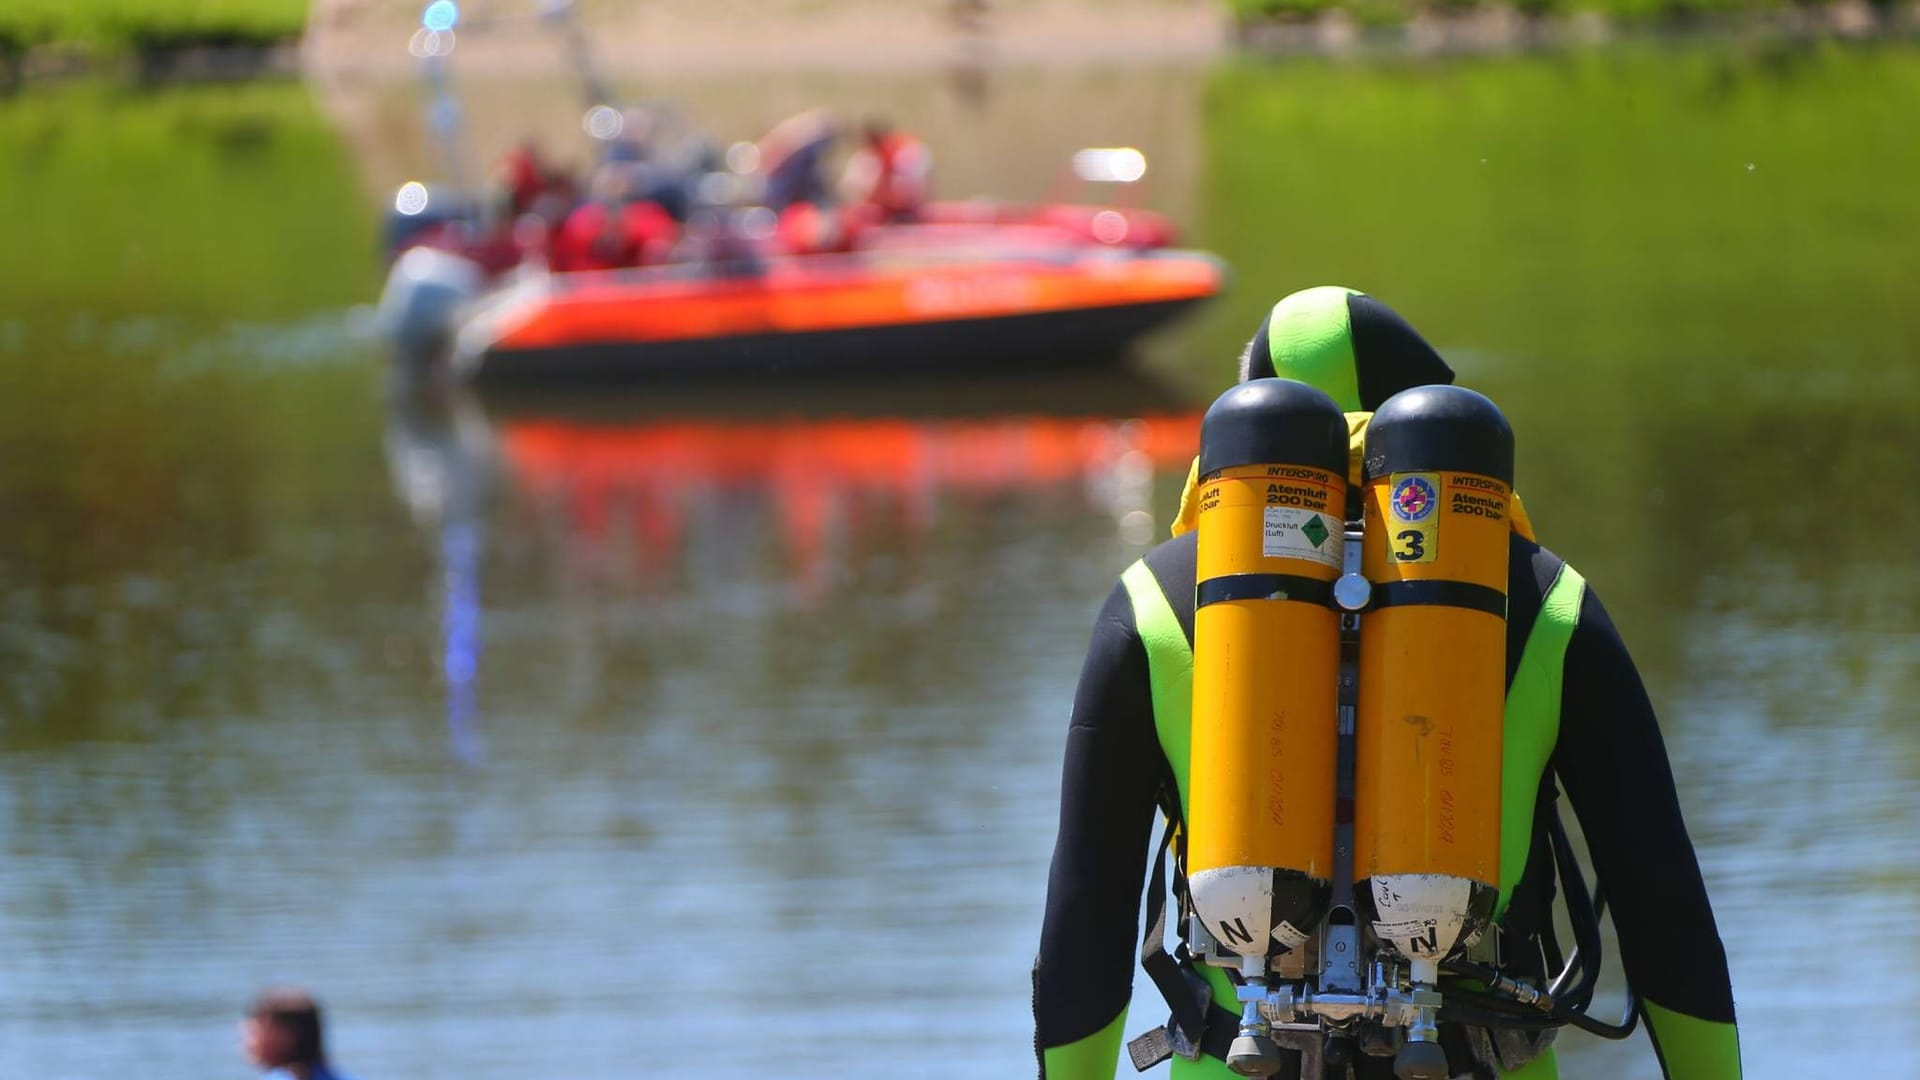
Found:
1031,288 -> 1741,1079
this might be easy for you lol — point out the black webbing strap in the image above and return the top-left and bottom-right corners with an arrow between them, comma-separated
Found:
1441,1024 -> 1499,1080
1496,773 -> 1564,959
1197,574 -> 1336,610
1139,822 -> 1209,1049
1199,1002 -> 1247,1063
1369,579 -> 1507,619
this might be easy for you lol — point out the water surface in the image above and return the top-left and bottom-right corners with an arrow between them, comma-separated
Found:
2,44 -> 1917,1078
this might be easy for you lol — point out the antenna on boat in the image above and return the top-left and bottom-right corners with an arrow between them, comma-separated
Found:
410,1 -> 475,209
538,0 -> 620,114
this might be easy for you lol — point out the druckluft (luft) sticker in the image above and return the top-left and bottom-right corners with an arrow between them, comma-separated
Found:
1386,472 -> 1439,564
1263,506 -> 1340,568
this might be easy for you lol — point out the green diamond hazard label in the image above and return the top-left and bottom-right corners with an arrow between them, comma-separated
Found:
1263,507 -> 1343,569
1301,514 -> 1330,548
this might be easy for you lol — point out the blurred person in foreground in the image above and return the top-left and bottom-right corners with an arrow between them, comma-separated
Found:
243,989 -> 357,1080
1032,286 -> 1740,1079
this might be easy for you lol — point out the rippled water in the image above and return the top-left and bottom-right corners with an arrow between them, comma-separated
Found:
3,43 -> 1919,1080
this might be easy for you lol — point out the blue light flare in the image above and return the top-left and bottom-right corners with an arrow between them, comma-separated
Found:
423,1 -> 460,32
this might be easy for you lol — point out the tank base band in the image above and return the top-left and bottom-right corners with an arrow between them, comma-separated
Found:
1197,574 -> 1336,610
1368,580 -> 1506,619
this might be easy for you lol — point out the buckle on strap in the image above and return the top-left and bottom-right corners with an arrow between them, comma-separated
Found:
1124,1017 -> 1207,1073
1126,970 -> 1213,1071
1170,1008 -> 1208,1062
1125,1027 -> 1173,1072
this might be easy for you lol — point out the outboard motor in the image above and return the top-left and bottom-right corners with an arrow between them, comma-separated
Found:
376,244 -> 485,361
381,182 -> 477,258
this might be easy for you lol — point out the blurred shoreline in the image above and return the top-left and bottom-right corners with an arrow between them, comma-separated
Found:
304,0 -> 1230,78
4,0 -> 1918,89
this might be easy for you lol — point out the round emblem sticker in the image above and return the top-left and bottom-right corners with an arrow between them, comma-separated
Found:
1391,476 -> 1437,522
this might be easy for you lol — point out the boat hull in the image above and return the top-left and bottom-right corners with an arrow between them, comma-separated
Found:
469,295 -> 1201,381
445,249 -> 1225,381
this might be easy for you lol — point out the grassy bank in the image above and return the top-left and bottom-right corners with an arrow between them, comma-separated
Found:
0,1 -> 306,65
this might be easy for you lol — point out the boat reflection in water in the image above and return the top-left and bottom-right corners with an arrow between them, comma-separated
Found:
384,369 -> 1205,757
386,383 -> 497,765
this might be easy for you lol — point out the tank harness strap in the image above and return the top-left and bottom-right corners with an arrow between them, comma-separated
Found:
1495,773 -> 1565,966
1121,558 -> 1218,1069
1134,1000 -> 1255,1072
1197,1002 -> 1255,1065
1196,574 -> 1335,609
1370,579 -> 1507,619
1441,1024 -> 1501,1080
1138,819 -> 1209,1052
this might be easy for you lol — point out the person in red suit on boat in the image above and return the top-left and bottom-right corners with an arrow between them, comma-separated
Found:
840,117 -> 932,224
553,165 -> 680,272
496,139 -> 548,217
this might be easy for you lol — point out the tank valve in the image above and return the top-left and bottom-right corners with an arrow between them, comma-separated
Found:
1395,961 -> 1447,1080
1227,1028 -> 1284,1077
1393,1038 -> 1449,1080
1229,957 -> 1286,1078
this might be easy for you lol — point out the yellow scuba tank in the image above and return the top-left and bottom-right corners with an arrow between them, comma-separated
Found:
1188,379 -> 1348,961
1168,382 -> 1547,1080
1354,385 -> 1513,1013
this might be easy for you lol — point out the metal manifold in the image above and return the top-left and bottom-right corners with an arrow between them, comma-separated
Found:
1183,894 -> 1629,1080
1189,908 -> 1462,1080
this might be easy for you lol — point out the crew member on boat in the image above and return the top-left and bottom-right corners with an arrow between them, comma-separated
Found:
840,116 -> 932,224
552,165 -> 679,272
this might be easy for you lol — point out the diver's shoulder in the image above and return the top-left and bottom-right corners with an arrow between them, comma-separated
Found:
1510,532 -> 1586,602
1138,531 -> 1199,593
1141,529 -> 1198,565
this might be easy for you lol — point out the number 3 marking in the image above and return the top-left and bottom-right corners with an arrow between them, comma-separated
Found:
1394,529 -> 1426,562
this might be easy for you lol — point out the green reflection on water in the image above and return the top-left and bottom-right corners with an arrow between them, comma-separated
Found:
0,79 -> 389,747
1189,41 -> 1920,688
0,78 -> 375,320
1187,48 -> 1920,1076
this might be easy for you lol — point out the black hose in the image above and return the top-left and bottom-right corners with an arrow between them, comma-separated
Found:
1572,1003 -> 1639,1040
1437,986 -> 1560,1029
1437,1004 -> 1562,1032
1548,811 -> 1604,1013
1441,964 -> 1640,1040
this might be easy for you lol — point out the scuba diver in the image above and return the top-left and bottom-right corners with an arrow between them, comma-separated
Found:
1032,287 -> 1741,1079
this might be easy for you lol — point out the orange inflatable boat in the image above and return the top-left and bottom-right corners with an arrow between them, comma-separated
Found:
435,244 -> 1224,380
